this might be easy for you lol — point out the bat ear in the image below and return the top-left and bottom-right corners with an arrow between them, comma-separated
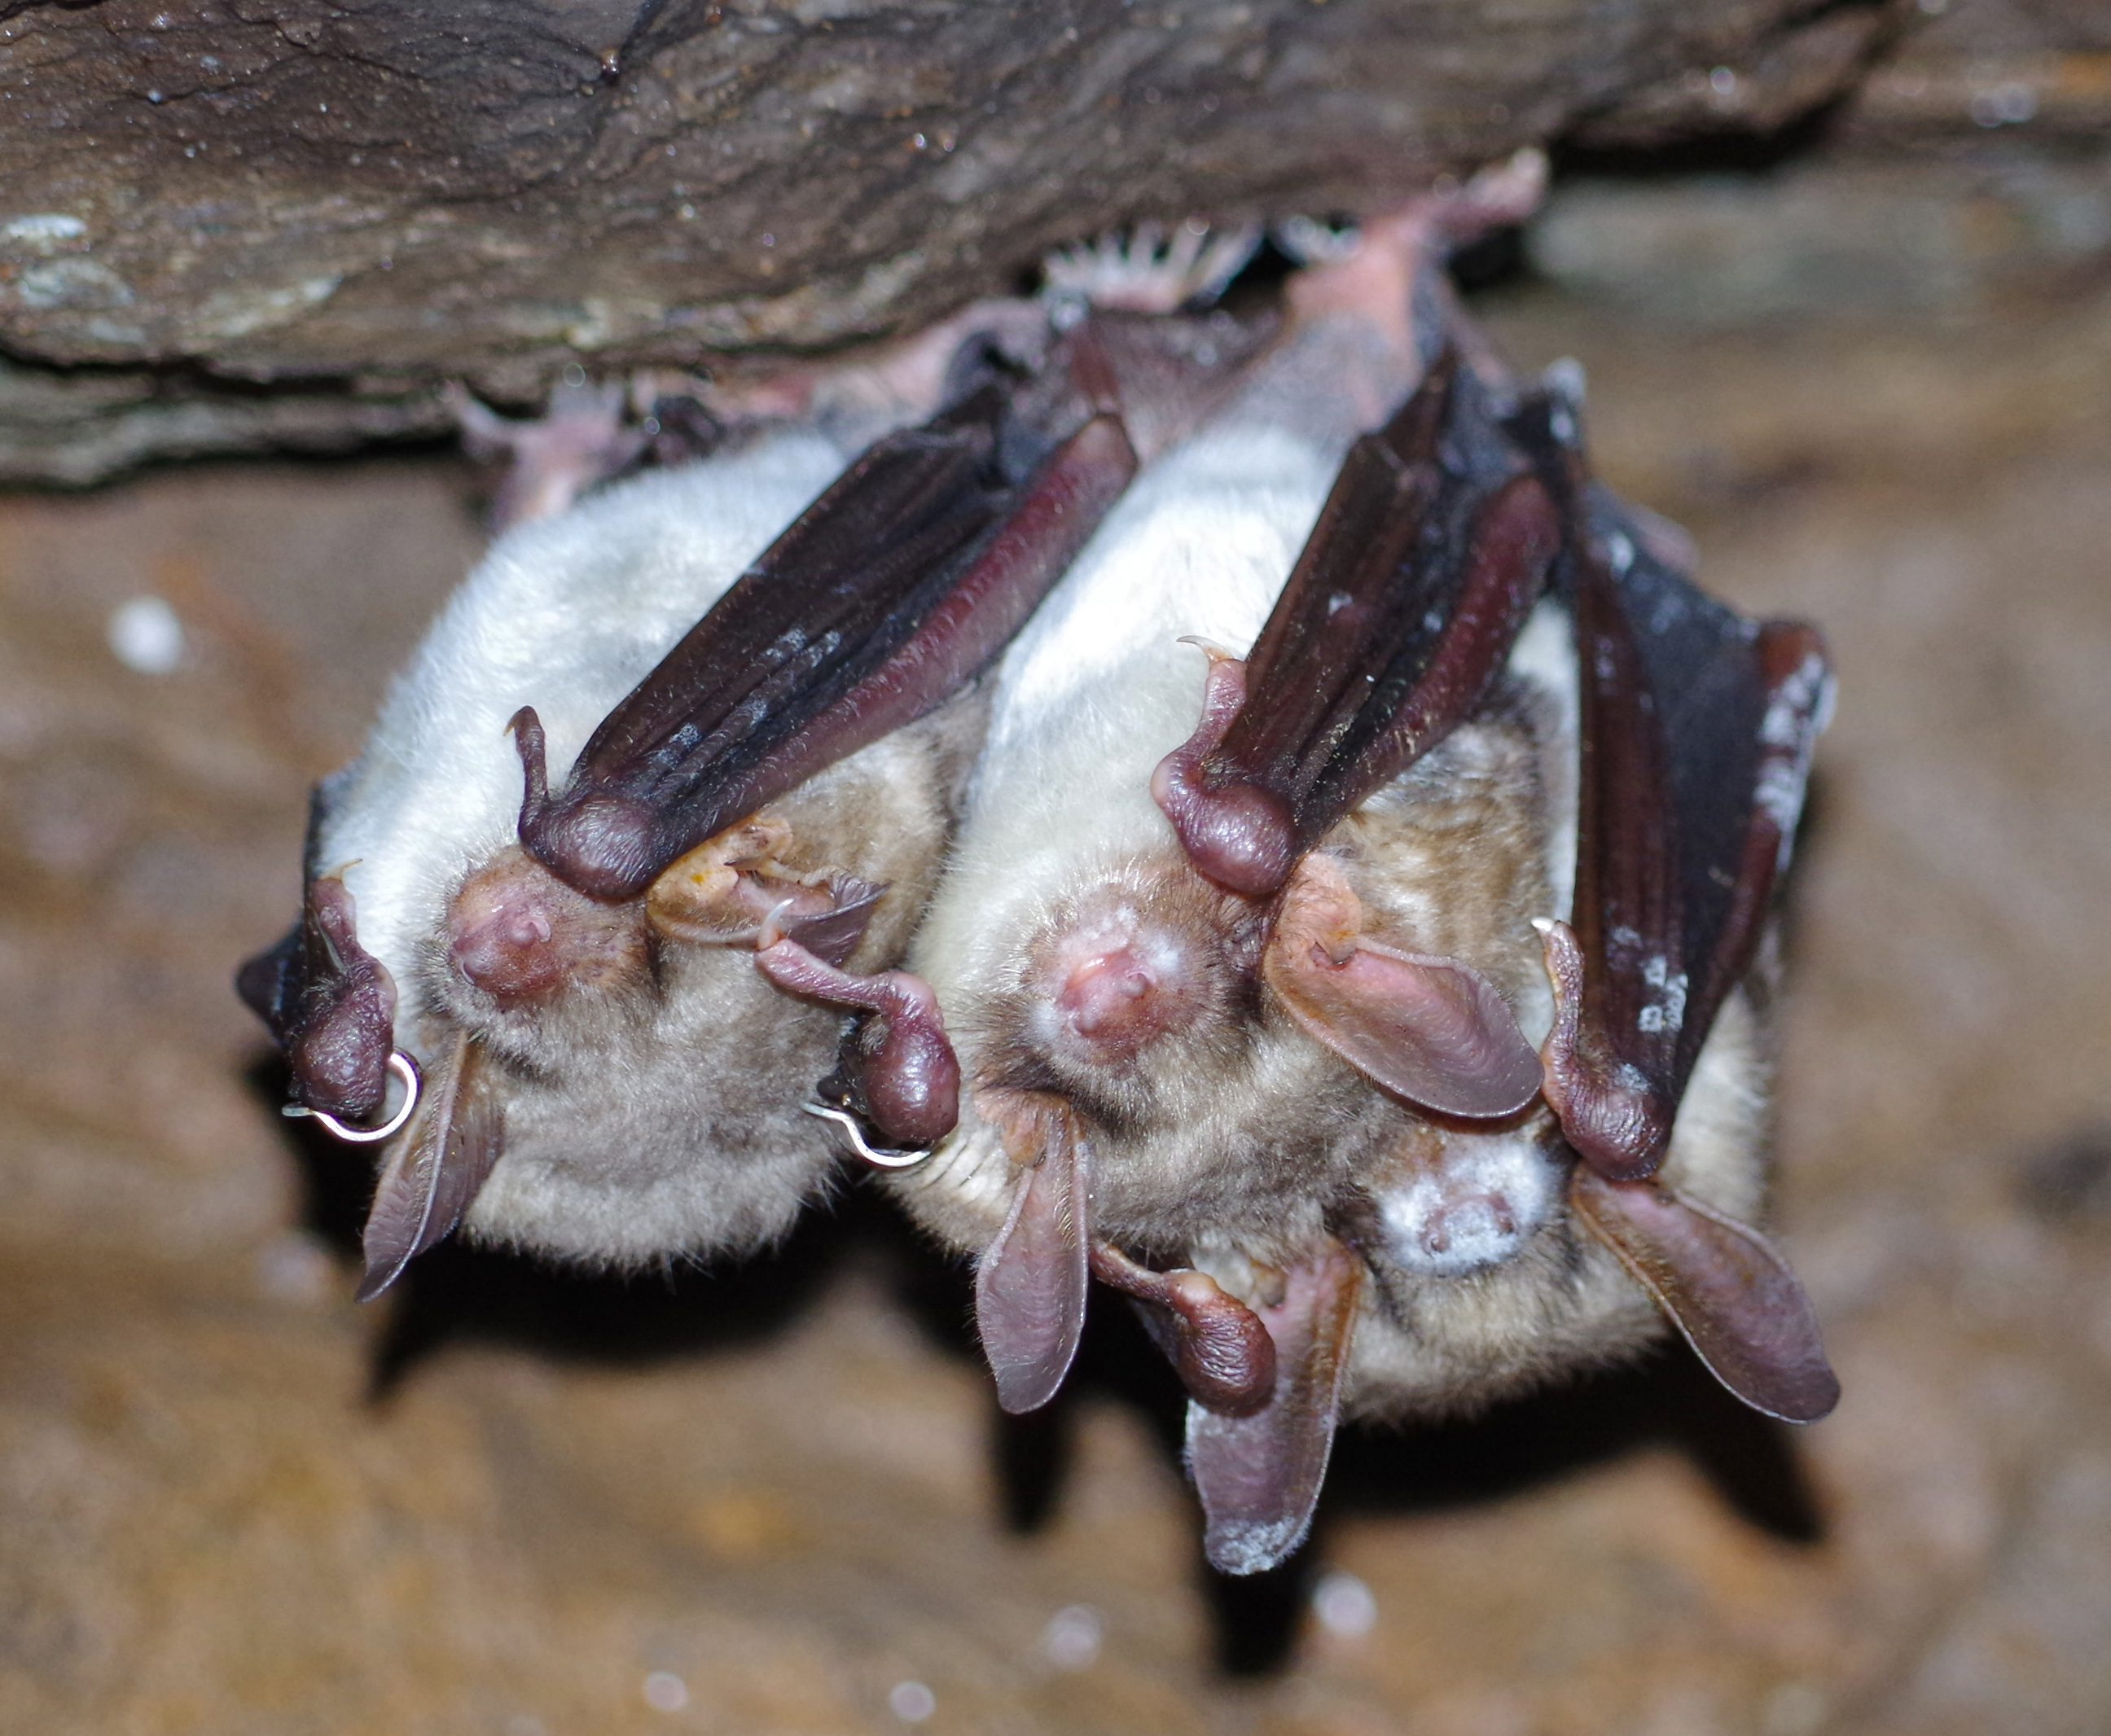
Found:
1263,853 -> 1542,1120
1569,1167 -> 1839,1423
357,1034 -> 504,1302
1185,1240 -> 1363,1576
972,1102 -> 1092,1414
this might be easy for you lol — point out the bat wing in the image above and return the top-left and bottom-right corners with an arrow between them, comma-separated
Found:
518,377 -> 1139,901
1154,352 -> 1560,1116
1156,351 -> 1556,892
1531,463 -> 1832,1181
1515,395 -> 1837,1420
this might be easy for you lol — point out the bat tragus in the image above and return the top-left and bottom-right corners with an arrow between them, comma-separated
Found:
810,166 -> 1841,1575
235,161 -> 1836,1582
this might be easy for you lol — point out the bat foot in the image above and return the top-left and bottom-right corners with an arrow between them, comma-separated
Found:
1279,148 -> 1547,363
1040,221 -> 1261,322
450,375 -> 648,532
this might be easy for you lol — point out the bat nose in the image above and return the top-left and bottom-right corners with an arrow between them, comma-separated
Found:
1376,1133 -> 1557,1278
446,844 -> 648,1009
452,898 -> 566,1002
1059,948 -> 1155,1037
1038,909 -> 1211,1063
1418,1193 -> 1521,1266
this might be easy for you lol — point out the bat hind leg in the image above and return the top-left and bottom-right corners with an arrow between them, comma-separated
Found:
450,376 -> 650,531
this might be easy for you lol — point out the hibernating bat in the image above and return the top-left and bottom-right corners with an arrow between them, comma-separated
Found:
235,285 -> 1274,1300
861,162 -> 1838,1576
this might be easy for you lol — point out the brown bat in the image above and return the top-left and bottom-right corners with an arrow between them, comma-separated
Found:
840,163 -> 1836,1575
235,220 -> 1283,1299
234,285 -> 1287,1299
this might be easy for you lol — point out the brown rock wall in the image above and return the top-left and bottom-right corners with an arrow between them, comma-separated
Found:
0,0 -> 1872,390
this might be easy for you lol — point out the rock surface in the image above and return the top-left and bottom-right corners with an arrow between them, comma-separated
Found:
1,144 -> 2109,1731
0,0 -> 1900,481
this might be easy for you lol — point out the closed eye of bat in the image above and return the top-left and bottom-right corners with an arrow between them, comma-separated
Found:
871,160 -> 1837,1576
235,293 -> 1275,1299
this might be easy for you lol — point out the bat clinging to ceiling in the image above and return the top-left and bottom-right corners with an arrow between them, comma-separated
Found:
235,300 -> 1203,1296
869,160 -> 1836,1575
231,168 -> 1836,1586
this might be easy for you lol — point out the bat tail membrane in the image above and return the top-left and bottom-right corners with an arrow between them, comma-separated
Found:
1510,389 -> 1838,1420
1184,1239 -> 1363,1576
517,379 -> 1141,903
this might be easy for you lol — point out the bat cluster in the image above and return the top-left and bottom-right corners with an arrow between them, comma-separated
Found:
239,158 -> 1837,1576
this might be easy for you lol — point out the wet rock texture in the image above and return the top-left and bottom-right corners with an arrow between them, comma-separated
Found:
0,0 -> 1902,481
4,146 -> 2111,1736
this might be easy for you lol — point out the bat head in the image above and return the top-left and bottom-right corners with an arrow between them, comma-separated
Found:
1350,1116 -> 1565,1280
984,854 -> 1261,1136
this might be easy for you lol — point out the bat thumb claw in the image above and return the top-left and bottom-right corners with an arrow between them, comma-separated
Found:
1152,652 -> 1300,897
